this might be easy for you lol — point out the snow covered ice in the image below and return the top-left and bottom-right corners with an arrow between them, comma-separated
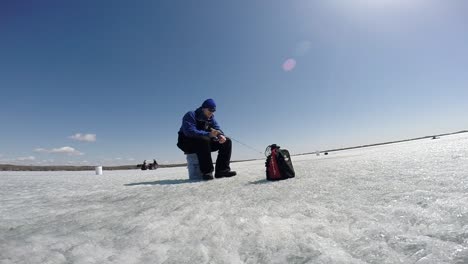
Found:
1,134 -> 468,264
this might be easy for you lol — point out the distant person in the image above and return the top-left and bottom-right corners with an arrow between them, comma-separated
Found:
141,160 -> 147,170
152,159 -> 159,169
177,99 -> 236,180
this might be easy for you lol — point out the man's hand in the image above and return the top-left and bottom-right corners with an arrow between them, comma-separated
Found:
209,129 -> 220,138
218,134 -> 227,144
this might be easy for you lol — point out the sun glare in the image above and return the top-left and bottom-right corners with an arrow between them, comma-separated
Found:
323,0 -> 437,33
349,0 -> 424,9
328,0 -> 427,15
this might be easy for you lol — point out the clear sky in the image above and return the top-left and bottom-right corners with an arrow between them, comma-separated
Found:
1,0 -> 467,166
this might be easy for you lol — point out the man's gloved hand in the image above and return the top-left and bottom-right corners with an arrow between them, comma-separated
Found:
209,129 -> 220,138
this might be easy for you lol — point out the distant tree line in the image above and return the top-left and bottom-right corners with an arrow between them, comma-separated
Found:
0,164 -> 188,171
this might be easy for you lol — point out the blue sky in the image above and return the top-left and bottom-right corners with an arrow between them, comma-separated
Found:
1,0 -> 467,166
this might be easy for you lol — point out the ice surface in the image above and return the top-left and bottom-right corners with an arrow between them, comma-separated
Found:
1,134 -> 468,263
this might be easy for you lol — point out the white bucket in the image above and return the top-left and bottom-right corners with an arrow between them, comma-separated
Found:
95,166 -> 103,175
186,154 -> 202,180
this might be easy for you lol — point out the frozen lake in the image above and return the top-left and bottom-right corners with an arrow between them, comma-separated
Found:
1,134 -> 468,263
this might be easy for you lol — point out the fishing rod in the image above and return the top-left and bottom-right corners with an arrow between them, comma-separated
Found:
229,136 -> 265,156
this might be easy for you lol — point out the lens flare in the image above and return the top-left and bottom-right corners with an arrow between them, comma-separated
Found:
282,58 -> 296,72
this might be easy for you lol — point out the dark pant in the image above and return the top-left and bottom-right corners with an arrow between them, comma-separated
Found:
177,133 -> 232,174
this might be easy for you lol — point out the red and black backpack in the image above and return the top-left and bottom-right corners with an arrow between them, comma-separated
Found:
265,144 -> 295,181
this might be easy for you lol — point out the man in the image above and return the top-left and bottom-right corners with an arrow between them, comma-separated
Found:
177,99 -> 237,180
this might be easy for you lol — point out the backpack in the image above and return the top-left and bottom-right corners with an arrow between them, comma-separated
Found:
265,144 -> 295,181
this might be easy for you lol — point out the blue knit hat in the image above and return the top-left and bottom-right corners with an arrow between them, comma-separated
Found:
201,98 -> 216,110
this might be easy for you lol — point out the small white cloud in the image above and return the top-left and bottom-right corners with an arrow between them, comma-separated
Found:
69,133 -> 96,142
16,156 -> 36,161
52,147 -> 83,155
34,148 -> 47,152
35,146 -> 84,156
127,158 -> 135,161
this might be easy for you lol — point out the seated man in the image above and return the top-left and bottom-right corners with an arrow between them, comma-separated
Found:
177,99 -> 237,180
141,160 -> 147,170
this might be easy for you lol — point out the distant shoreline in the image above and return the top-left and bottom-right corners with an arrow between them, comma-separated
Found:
1,130 -> 466,171
0,159 -> 259,172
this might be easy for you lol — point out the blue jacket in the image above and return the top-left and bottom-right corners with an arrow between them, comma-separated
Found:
178,107 -> 223,137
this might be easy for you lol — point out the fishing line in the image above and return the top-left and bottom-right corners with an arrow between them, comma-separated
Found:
229,136 -> 264,156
